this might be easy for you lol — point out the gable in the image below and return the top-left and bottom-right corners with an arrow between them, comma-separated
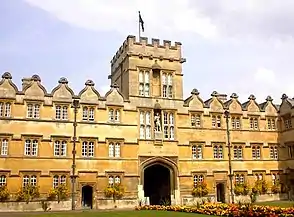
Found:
24,82 -> 45,100
247,101 -> 260,112
279,101 -> 292,115
0,79 -> 17,99
52,85 -> 73,102
229,100 -> 242,113
105,89 -> 124,105
80,87 -> 99,103
188,96 -> 203,110
264,103 -> 278,116
210,98 -> 223,112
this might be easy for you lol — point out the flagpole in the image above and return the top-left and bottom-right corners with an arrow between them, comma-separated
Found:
138,11 -> 141,38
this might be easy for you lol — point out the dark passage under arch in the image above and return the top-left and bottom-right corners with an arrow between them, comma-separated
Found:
216,183 -> 225,203
82,185 -> 93,209
144,164 -> 171,205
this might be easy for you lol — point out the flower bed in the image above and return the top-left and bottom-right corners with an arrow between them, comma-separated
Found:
136,203 -> 294,217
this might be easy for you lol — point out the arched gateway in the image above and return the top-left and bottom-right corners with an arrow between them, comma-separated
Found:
140,157 -> 178,205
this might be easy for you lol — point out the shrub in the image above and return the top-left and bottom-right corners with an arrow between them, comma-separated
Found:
47,184 -> 69,203
252,180 -> 268,195
192,182 -> 209,197
271,181 -> 282,194
104,183 -> 125,202
16,184 -> 40,203
234,183 -> 250,196
0,185 -> 10,201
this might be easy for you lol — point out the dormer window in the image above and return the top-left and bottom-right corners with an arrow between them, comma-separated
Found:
162,73 -> 173,98
139,70 -> 150,97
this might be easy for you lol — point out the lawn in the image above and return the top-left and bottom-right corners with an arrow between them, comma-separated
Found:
255,200 -> 294,208
11,210 -> 213,217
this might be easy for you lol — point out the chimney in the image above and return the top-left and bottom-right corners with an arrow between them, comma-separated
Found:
22,77 -> 32,90
217,94 -> 227,102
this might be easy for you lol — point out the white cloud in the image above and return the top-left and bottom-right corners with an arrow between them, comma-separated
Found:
24,0 -> 218,40
24,0 -> 294,43
253,68 -> 276,84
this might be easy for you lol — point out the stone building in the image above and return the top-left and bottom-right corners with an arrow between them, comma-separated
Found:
0,35 -> 294,209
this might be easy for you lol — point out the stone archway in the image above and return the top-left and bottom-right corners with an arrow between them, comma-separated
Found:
81,185 -> 93,209
139,157 -> 179,205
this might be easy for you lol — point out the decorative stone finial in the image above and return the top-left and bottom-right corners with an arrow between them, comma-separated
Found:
248,94 -> 256,100
85,80 -> 95,86
138,53 -> 143,59
191,88 -> 199,95
266,96 -> 273,102
281,94 -> 288,100
211,91 -> 219,97
111,83 -> 119,89
230,93 -> 238,99
58,77 -> 68,84
152,60 -> 161,70
2,72 -> 12,79
31,74 -> 41,82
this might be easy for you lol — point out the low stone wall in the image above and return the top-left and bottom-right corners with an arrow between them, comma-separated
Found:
96,198 -> 138,209
182,195 -> 216,206
0,200 -> 71,212
235,193 -> 288,203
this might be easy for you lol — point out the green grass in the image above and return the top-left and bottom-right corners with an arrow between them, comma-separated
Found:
17,210 -> 212,217
255,200 -> 294,208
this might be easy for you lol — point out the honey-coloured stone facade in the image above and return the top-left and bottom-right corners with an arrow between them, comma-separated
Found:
0,35 -> 294,208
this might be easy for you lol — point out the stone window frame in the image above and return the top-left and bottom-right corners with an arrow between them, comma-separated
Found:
20,172 -> 39,188
107,106 -> 121,123
26,100 -> 42,119
252,171 -> 265,181
107,139 -> 123,158
211,114 -> 222,128
266,116 -> 277,130
0,171 -> 9,187
233,144 -> 243,160
269,144 -> 279,160
251,144 -> 262,160
249,116 -> 259,131
190,112 -> 202,128
106,172 -> 124,186
161,71 -> 174,99
231,116 -> 242,130
213,143 -> 223,159
191,172 -> 206,187
191,142 -> 203,160
23,137 -> 41,157
138,68 -> 151,97
81,140 -> 96,158
81,105 -> 96,122
52,173 -> 68,188
162,110 -> 175,140
0,100 -> 12,118
234,172 -> 246,184
54,103 -> 69,121
139,109 -> 152,140
0,137 -> 10,156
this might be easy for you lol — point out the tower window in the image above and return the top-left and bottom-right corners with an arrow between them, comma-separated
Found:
139,70 -> 150,97
162,73 -> 173,98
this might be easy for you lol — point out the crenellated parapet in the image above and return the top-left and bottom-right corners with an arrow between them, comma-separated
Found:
110,35 -> 186,76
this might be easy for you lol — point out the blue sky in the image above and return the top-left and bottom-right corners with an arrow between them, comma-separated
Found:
1,0 -> 294,104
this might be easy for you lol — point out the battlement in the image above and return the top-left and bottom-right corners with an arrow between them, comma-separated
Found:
110,35 -> 183,67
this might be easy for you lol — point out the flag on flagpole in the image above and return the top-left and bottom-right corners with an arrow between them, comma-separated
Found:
139,11 -> 144,32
